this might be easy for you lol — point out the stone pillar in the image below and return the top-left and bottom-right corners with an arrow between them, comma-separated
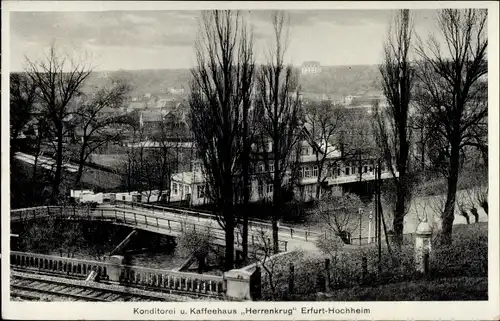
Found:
415,219 -> 432,274
108,255 -> 124,282
224,269 -> 253,300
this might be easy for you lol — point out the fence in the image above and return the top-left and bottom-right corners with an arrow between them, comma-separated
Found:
114,200 -> 321,244
10,251 -> 225,297
11,206 -> 288,253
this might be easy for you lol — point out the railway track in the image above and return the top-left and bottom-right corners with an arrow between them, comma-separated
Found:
10,267 -> 228,301
10,271 -> 191,302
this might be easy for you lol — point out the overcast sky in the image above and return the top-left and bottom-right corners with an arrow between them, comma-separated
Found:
10,9 -> 441,71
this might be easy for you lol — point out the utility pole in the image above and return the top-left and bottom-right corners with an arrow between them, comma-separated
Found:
376,159 -> 382,274
358,208 -> 362,246
368,211 -> 373,243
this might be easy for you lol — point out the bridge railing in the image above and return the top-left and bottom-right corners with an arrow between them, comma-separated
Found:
10,251 -> 225,296
10,250 -> 111,280
11,206 -> 288,253
113,200 -> 320,244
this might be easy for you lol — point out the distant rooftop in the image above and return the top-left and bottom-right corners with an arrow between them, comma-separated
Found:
302,61 -> 321,67
172,171 -> 206,184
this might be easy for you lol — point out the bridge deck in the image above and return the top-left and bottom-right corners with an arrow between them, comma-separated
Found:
10,206 -> 296,253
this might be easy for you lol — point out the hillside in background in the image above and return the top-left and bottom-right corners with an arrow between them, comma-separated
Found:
299,64 -> 382,97
86,64 -> 382,98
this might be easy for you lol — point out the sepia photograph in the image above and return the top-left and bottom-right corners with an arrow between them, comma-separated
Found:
2,1 -> 499,320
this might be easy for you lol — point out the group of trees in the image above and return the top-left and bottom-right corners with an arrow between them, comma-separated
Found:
119,120 -> 191,202
189,11 -> 303,270
374,9 -> 488,245
10,46 -> 135,206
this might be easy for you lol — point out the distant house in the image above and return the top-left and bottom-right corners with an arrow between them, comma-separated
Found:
301,61 -> 322,74
167,87 -> 185,95
97,106 -> 122,118
139,110 -> 164,132
127,101 -> 147,113
170,171 -> 208,205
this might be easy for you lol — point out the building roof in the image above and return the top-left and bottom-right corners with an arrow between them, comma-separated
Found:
140,110 -> 164,123
302,61 -> 321,67
172,171 -> 206,185
128,101 -> 147,110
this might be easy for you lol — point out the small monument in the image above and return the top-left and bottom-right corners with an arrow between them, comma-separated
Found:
415,217 -> 433,274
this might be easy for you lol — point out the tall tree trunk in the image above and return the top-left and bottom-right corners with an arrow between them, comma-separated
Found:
440,142 -> 460,245
272,140 -> 281,254
241,102 -> 250,260
393,181 -> 405,243
223,184 -> 235,271
52,124 -> 64,204
393,146 -> 408,245
75,141 -> 87,185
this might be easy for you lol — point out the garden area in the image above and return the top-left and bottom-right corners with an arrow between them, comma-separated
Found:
256,222 -> 487,301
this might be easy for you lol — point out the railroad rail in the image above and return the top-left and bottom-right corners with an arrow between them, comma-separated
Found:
10,251 -> 227,299
10,271 -> 198,302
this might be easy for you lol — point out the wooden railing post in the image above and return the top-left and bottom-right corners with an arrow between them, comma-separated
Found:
288,263 -> 295,296
134,213 -> 137,225
156,217 -> 159,228
325,258 -> 331,292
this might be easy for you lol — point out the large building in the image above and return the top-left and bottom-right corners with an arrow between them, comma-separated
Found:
301,61 -> 322,75
169,127 -> 395,206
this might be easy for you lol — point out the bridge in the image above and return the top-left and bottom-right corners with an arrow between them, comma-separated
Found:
110,200 -> 322,251
11,204 -> 320,254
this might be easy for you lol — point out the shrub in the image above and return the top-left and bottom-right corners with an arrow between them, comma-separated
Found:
260,250 -> 325,300
176,228 -> 212,273
430,224 -> 488,277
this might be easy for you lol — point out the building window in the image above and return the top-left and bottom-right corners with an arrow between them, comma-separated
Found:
352,166 -> 357,175
269,161 -> 274,173
345,167 -> 350,176
363,165 -> 367,173
337,168 -> 341,176
312,165 -> 319,177
304,166 -> 311,178
301,147 -> 309,156
173,183 -> 178,195
299,166 -> 304,178
267,184 -> 273,194
258,181 -> 264,195
197,185 -> 205,199
184,185 -> 190,195
257,162 -> 265,173
369,166 -> 373,172
305,185 -> 314,197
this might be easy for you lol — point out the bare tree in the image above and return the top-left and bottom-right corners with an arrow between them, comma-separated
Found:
72,77 -> 133,185
25,45 -> 92,203
152,122 -> 183,203
239,30 -> 256,260
374,9 -> 415,245
255,11 -> 302,254
313,192 -> 364,244
189,10 -> 254,270
415,9 -> 487,244
304,100 -> 345,199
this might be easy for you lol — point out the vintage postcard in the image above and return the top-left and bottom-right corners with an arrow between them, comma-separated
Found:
1,1 -> 499,320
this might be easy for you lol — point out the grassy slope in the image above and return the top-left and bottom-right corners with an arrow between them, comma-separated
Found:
312,277 -> 487,301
